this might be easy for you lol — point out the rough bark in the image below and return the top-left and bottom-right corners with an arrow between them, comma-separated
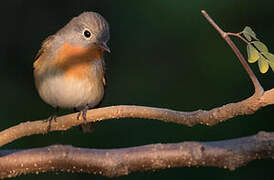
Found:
0,132 -> 273,178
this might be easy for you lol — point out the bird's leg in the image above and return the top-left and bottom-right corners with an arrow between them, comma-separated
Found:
76,105 -> 89,123
82,105 -> 89,122
44,107 -> 59,132
76,105 -> 95,133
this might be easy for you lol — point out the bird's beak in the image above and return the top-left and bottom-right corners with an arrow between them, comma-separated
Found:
97,42 -> 111,53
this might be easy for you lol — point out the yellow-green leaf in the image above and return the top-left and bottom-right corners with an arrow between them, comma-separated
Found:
262,52 -> 274,62
243,32 -> 252,41
258,56 -> 269,73
247,44 -> 259,63
269,60 -> 274,72
243,26 -> 258,41
253,41 -> 268,52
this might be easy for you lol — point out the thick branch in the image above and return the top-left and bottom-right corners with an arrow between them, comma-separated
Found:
0,88 -> 273,147
0,131 -> 273,178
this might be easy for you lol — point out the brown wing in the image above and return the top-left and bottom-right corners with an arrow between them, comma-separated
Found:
33,35 -> 55,70
102,76 -> 106,86
34,35 -> 55,61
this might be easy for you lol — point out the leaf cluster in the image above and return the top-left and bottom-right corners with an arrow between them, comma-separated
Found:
244,26 -> 274,73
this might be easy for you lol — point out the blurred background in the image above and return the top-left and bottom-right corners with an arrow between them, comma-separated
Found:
0,0 -> 273,179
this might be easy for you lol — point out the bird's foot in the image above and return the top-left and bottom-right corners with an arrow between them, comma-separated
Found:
76,106 -> 94,133
76,106 -> 89,123
43,107 -> 59,132
43,114 -> 57,132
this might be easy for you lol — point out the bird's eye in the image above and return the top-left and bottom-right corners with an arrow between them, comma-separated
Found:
83,29 -> 91,38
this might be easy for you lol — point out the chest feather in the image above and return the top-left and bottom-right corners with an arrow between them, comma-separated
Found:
54,43 -> 104,80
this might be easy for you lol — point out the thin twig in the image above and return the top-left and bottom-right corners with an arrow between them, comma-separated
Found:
0,131 -> 273,178
226,32 -> 251,44
201,10 -> 264,95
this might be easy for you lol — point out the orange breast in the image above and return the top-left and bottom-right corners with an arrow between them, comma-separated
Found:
55,43 -> 103,80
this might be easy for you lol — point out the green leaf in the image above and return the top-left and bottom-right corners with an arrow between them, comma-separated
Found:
243,26 -> 258,41
258,55 -> 269,73
253,41 -> 268,52
262,52 -> 274,62
269,60 -> 274,72
243,32 -> 252,41
247,44 -> 260,63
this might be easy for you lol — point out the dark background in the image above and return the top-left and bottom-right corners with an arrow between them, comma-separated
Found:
0,0 -> 273,179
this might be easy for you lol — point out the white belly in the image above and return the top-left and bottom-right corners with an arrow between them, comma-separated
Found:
36,66 -> 104,109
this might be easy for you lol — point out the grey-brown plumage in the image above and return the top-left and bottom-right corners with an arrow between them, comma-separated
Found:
33,11 -> 110,132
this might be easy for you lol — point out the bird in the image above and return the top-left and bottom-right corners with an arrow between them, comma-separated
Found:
33,11 -> 110,132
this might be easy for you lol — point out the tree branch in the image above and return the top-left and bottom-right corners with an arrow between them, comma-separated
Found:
0,88 -> 273,147
201,10 -> 264,95
0,131 -> 273,178
0,10 -> 272,179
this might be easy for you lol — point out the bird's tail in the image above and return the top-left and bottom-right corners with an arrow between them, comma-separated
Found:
80,122 -> 97,133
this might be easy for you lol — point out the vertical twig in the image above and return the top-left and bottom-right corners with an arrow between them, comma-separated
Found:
201,10 -> 264,96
